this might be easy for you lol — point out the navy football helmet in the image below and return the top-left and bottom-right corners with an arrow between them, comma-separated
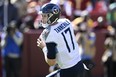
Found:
39,3 -> 61,24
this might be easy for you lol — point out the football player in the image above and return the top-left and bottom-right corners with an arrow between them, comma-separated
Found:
37,3 -> 84,77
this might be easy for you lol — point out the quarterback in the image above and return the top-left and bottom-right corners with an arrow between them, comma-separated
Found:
37,3 -> 85,77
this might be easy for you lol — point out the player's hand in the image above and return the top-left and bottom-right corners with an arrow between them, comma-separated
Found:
37,37 -> 46,49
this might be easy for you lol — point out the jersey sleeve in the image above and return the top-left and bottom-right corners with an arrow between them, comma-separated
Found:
39,29 -> 50,41
46,42 -> 57,59
45,30 -> 58,59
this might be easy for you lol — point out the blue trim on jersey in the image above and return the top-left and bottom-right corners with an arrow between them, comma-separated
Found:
54,20 -> 70,33
46,42 -> 57,59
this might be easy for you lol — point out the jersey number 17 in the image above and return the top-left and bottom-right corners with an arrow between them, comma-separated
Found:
61,27 -> 75,53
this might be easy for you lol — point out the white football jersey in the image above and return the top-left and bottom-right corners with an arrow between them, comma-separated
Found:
41,18 -> 81,69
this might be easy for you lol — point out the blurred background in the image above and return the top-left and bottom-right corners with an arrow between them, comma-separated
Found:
0,0 -> 116,77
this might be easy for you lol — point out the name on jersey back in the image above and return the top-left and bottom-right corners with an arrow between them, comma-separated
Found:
54,20 -> 70,33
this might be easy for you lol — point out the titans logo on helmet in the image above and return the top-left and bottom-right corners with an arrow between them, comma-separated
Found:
52,6 -> 59,14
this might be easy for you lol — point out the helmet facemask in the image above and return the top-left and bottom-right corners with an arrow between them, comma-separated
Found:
47,13 -> 59,24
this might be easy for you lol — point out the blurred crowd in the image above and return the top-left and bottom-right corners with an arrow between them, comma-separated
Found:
0,0 -> 115,31
0,0 -> 116,77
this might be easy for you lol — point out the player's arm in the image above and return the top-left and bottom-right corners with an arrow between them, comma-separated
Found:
45,42 -> 57,66
37,38 -> 57,66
